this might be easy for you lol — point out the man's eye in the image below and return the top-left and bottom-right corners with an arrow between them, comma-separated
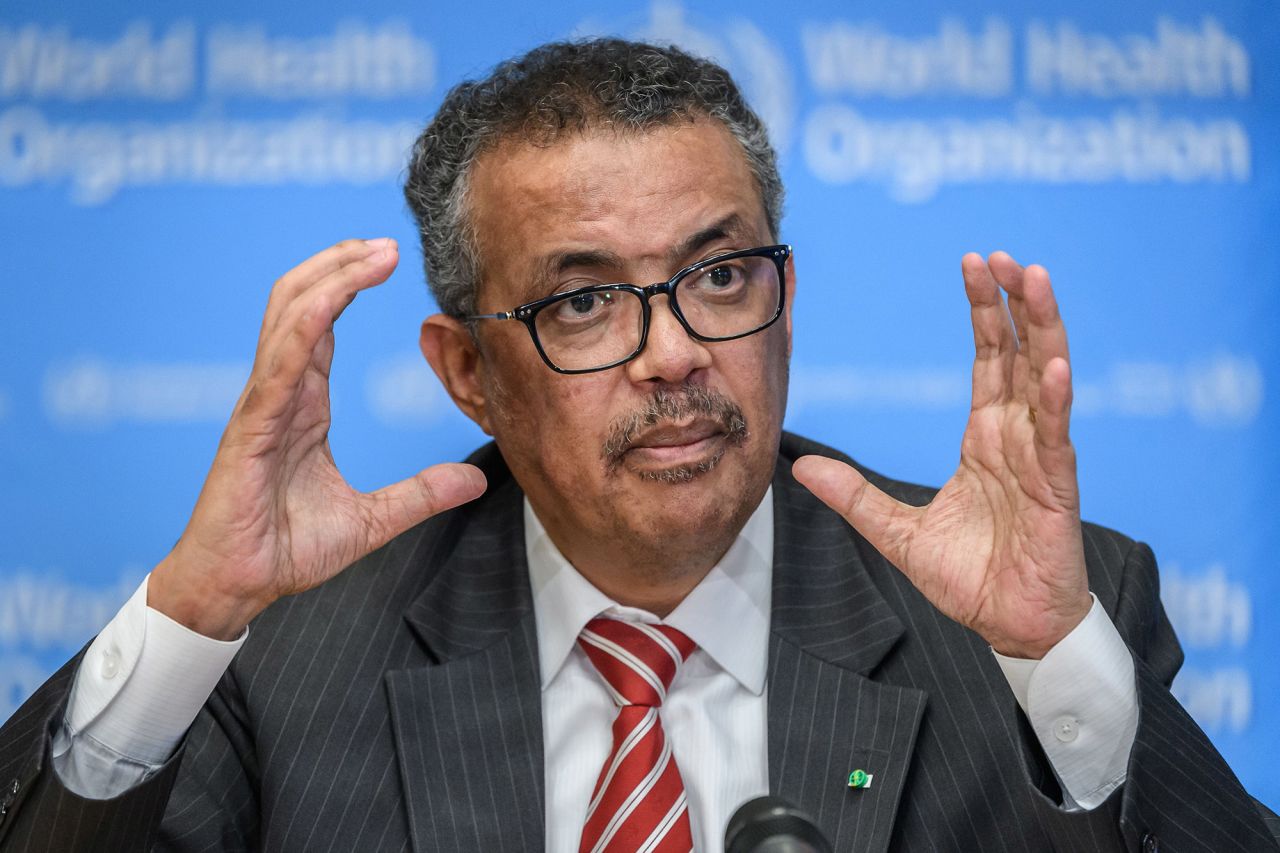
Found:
703,265 -> 741,288
553,290 -> 612,321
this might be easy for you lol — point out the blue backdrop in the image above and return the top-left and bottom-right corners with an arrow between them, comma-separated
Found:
2,0 -> 1276,809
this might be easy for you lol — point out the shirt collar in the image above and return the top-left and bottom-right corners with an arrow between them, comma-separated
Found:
525,488 -> 773,695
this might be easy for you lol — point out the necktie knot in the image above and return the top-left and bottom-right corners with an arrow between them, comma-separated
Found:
578,618 -> 697,708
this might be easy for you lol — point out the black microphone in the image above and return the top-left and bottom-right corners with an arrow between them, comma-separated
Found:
724,795 -> 833,853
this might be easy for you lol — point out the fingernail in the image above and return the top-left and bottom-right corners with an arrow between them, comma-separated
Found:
437,464 -> 486,496
364,237 -> 394,256
462,467 -> 487,494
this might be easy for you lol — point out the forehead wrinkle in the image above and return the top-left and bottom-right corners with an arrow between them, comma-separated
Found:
521,209 -> 762,303
470,121 -> 769,308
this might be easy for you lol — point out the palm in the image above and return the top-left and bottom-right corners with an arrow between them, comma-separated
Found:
255,334 -> 376,596
794,253 -> 1089,659
151,240 -> 486,639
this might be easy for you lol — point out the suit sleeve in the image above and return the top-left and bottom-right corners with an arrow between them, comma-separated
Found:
0,651 -> 180,851
0,653 -> 260,852
1024,532 -> 1280,852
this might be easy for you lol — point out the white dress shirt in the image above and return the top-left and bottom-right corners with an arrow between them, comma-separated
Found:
528,492 -> 774,852
53,487 -> 1139,847
993,599 -> 1139,810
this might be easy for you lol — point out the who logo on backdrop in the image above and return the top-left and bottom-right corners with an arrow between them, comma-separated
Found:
574,0 -> 797,155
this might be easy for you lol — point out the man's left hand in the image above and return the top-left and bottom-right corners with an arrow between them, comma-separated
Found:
793,252 -> 1091,659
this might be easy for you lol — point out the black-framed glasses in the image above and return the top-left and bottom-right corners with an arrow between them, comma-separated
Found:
464,244 -> 791,374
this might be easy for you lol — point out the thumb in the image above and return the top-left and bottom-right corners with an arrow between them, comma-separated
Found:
792,455 -> 917,567
363,463 -> 488,549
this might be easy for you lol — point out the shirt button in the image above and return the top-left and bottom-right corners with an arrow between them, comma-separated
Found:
1052,716 -> 1079,743
100,649 -> 120,679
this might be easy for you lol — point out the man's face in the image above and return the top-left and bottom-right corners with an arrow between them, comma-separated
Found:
439,119 -> 793,575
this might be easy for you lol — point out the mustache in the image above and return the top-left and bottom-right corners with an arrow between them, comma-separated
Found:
601,386 -> 748,464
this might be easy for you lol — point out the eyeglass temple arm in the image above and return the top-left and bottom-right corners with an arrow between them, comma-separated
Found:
462,311 -> 517,321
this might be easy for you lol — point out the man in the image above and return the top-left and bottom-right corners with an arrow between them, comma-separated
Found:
0,38 -> 1276,852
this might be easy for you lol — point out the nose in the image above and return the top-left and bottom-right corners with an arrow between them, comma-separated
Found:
624,293 -> 712,385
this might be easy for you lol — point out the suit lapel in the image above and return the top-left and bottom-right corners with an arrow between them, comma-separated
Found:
768,446 -> 927,852
381,437 -> 925,852
385,457 -> 546,853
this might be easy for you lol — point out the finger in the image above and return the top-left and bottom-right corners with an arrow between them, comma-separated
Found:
262,240 -> 397,379
961,252 -> 1016,410
1019,265 -> 1070,418
259,239 -> 385,345
259,238 -> 394,346
1005,289 -> 1035,408
989,253 -> 1036,408
242,245 -> 399,423
792,455 -> 919,569
989,255 -> 1070,411
361,463 -> 489,551
1034,356 -> 1080,503
1021,263 -> 1069,362
986,250 -> 1024,290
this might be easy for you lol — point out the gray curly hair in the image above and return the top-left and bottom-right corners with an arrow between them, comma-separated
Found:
403,37 -> 784,318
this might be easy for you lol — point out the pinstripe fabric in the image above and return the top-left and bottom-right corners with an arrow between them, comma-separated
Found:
767,433 -> 1279,853
0,654 -> 179,852
0,433 -> 1277,852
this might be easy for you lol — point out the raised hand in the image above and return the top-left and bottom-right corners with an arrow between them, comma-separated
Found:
148,239 -> 487,640
793,252 -> 1090,659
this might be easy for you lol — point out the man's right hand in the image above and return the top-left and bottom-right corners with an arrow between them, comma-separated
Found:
148,239 -> 488,640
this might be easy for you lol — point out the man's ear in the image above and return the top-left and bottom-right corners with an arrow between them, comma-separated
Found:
421,314 -> 494,435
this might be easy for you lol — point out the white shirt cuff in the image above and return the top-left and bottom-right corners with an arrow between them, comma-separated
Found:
53,574 -> 246,797
992,593 -> 1138,810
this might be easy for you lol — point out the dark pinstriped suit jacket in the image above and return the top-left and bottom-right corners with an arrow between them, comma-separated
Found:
1,433 -> 1277,852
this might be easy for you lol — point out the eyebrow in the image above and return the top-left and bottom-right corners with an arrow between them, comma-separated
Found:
523,212 -> 757,303
523,249 -> 624,303
670,213 -> 751,264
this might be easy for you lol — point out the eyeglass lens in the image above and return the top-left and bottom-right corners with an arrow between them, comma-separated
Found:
532,253 -> 782,372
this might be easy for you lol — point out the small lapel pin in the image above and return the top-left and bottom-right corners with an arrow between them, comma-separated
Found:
847,769 -> 874,789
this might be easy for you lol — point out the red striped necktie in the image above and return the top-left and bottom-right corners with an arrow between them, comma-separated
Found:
576,618 -> 698,853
